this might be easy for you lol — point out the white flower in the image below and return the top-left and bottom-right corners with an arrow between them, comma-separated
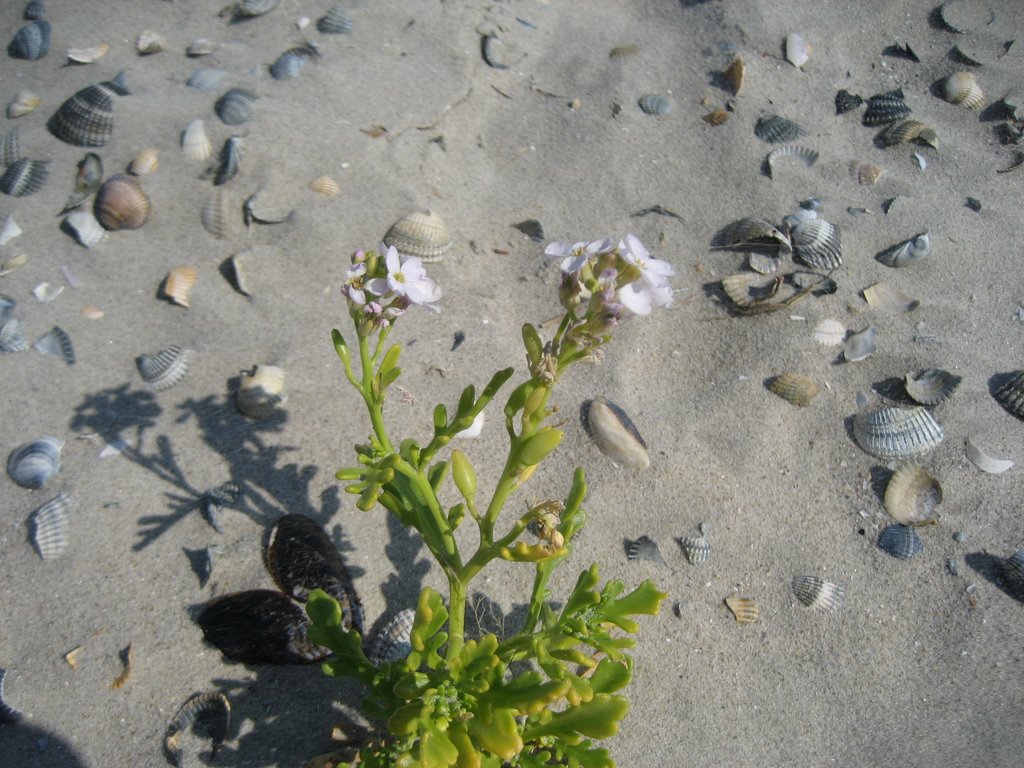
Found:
617,280 -> 674,316
545,238 -> 613,274
367,246 -> 442,309
619,234 -> 674,287
343,262 -> 367,305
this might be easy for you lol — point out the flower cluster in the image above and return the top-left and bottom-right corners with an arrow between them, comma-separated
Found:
343,245 -> 442,331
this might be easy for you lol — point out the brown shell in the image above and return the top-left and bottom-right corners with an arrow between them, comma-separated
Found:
722,272 -> 782,307
724,596 -> 759,624
884,464 -> 942,525
128,148 -> 159,175
94,174 -> 150,230
849,160 -> 885,185
768,372 -> 820,406
879,119 -> 939,148
724,56 -> 744,95
162,266 -> 197,308
702,108 -> 729,126
310,176 -> 339,196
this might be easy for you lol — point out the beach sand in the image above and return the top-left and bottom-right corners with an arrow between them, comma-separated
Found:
1,0 -> 1023,766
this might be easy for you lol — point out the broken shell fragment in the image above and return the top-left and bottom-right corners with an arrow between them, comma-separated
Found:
33,326 -> 75,364
754,114 -> 804,143
964,438 -> 1013,474
0,318 -> 28,352
792,576 -> 844,613
64,210 -> 105,247
677,534 -> 711,565
905,368 -> 961,405
95,174 -> 150,230
310,176 -> 339,196
7,436 -> 63,489
164,692 -> 230,766
30,491 -> 71,560
317,5 -> 353,34
879,119 -> 938,148
768,372 -> 820,406
137,345 -> 192,390
7,90 -> 40,119
0,669 -> 22,724
724,55 -> 744,95
993,370 -> 1024,419
722,272 -> 782,307
383,210 -> 452,262
580,397 -> 650,470
876,233 -> 930,267
719,217 -> 792,253
835,89 -> 863,115
162,267 -> 197,308
626,535 -> 665,564
863,282 -> 919,314
63,152 -> 104,212
237,365 -> 286,418
938,1 -> 993,34
853,406 -> 944,459
884,464 -> 942,525
724,596 -> 759,624
766,145 -> 818,178
368,609 -> 415,666
0,214 -> 21,246
877,523 -> 924,560
784,32 -> 811,68
942,71 -> 984,109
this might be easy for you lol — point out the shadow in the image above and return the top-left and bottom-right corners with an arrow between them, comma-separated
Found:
882,42 -> 920,62
869,465 -> 893,503
371,512 -> 430,643
467,591 -> 532,640
988,372 -> 1024,421
965,551 -> 1024,603
872,376 -> 915,405
0,720 -> 89,768
978,101 -> 1008,123
926,5 -> 948,32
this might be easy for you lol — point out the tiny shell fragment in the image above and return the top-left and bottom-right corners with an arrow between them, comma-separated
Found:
964,438 -> 1013,474
785,33 -> 811,68
724,596 -> 759,624
310,176 -> 339,196
110,642 -> 134,689
863,282 -> 919,314
581,397 -> 649,469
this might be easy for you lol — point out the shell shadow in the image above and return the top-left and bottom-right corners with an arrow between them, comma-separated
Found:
964,551 -> 1024,604
869,465 -> 893,503
872,376 -> 916,405
0,719 -> 89,767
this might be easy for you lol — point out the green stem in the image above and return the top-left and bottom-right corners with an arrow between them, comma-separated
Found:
446,573 -> 467,663
358,330 -> 394,454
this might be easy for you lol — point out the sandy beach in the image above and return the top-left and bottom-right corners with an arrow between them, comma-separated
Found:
1,0 -> 1023,766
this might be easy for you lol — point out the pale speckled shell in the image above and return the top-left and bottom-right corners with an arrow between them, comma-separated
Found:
942,71 -> 984,109
310,176 -> 339,196
884,464 -> 942,525
368,609 -> 415,666
128,148 -> 159,175
95,175 -> 150,230
237,365 -> 287,418
877,524 -> 924,560
383,210 -> 452,262
724,596 -> 759,624
162,266 -> 197,308
31,491 -> 71,560
792,576 -> 844,612
7,90 -> 41,118
853,406 -> 944,459
7,436 -> 63,489
904,368 -> 961,405
769,372 -> 820,406
182,119 -> 212,161
581,397 -> 649,470
138,345 -> 192,389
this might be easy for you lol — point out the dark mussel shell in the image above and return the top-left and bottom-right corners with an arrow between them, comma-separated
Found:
8,19 -> 50,60
197,589 -> 328,664
265,514 -> 364,634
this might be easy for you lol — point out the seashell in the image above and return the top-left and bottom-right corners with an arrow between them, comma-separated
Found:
33,282 -> 63,303
638,94 -> 672,116
23,0 -> 45,20
722,272 -> 782,307
877,524 -> 924,560
64,210 -> 105,247
0,669 -> 22,725
884,464 -> 942,525
232,0 -> 280,19
7,436 -> 63,489
813,318 -> 846,346
33,326 -> 75,364
581,397 -> 650,470
724,55 -> 744,95
844,325 -> 877,362
317,5 -> 353,34
608,43 -> 639,60
938,1 -> 993,34
747,251 -> 780,274
242,190 -> 295,226
212,136 -> 243,185
383,210 -> 452,262
271,51 -> 305,80
964,438 -> 1013,474
876,232 -> 929,267
702,108 -> 729,126
719,217 -> 792,253
310,175 -> 339,196
30,491 -> 71,560
201,189 -> 239,239
512,219 -> 544,243
128,148 -> 159,175
66,44 -> 109,64
0,158 -> 49,197
186,67 -> 228,93
0,294 -> 15,321
0,214 -> 22,246
186,38 -> 216,56
879,119 -> 938,148
63,152 -> 104,212
481,34 -> 510,70
1000,550 -> 1024,599
784,32 -> 810,68
0,318 -> 28,352
754,114 -> 804,143
7,90 -> 40,118
863,90 -> 911,126
863,282 -> 919,314
835,89 -> 863,115
769,372 -> 820,407
202,481 -> 239,533
766,145 -> 818,178
138,345 -> 192,389
237,364 -> 287,418
724,596 -> 759,624
197,589 -> 327,664
905,368 -> 961,405
164,692 -> 231,766
162,266 -> 197,308
792,576 -> 844,612
789,217 -> 842,270
221,252 -> 251,297
136,31 -> 165,55
368,609 -> 415,666
265,514 -> 364,633
849,160 -> 885,185
95,175 -> 151,230
8,19 -> 51,60
215,88 -> 258,126
993,370 -> 1024,419
853,406 -> 944,459
626,535 -> 665,564
49,74 -> 129,147
181,119 -> 212,161
677,534 -> 711,565
80,305 -> 104,320
941,71 -> 983,109
0,253 -> 28,275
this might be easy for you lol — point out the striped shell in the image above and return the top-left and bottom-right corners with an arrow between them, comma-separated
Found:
0,318 -> 28,352
8,19 -> 50,60
64,210 -> 105,247
942,71 -> 984,109
813,318 -> 846,346
677,535 -> 711,565
768,372 -> 819,406
186,68 -> 228,93
754,114 -> 804,143
853,406 -> 944,459
884,464 -> 942,525
138,345 -> 192,389
1001,550 -> 1024,599
212,136 -> 243,186
638,94 -> 671,116
724,596 -> 759,624
835,89 -> 863,115
201,189 -> 239,239
31,492 -> 71,560
0,158 -> 49,197
766,145 -> 818,178
877,524 -> 924,560
790,217 -> 842,270
49,76 -> 128,147
784,32 -> 811,68
905,368 -> 961,405
7,436 -> 63,489
368,609 -> 415,666
270,51 -> 305,80
164,692 -> 230,766
626,535 -> 665,564
849,160 -> 885,185
317,5 -> 353,34
128,148 -> 159,175
95,175 -> 150,230
720,217 -> 791,252
879,119 -> 938,148
162,267 -> 197,308
609,43 -> 639,60
581,397 -> 649,470
877,233 -> 930,267
0,669 -> 22,724
24,1 -> 46,21
215,88 -> 258,126
863,90 -> 911,126
722,272 -> 781,307
993,370 -> 1024,419
383,210 -> 452,262
0,294 -> 15,321
310,176 -> 339,196
182,119 -> 212,161
237,365 -> 286,418
33,326 -> 75,364
7,90 -> 40,118
1,126 -> 22,165
964,438 -> 1014,474
792,576 -> 844,612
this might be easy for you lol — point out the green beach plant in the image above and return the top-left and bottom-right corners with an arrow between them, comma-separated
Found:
308,235 -> 674,766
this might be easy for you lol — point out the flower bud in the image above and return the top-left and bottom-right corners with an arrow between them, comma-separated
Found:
518,428 -> 563,467
451,449 -> 477,501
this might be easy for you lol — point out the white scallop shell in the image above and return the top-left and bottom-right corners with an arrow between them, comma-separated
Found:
31,492 -> 71,560
812,318 -> 846,346
182,119 -> 212,161
383,211 -> 452,262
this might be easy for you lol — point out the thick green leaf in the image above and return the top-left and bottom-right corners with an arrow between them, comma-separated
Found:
521,694 -> 629,742
587,658 -> 631,694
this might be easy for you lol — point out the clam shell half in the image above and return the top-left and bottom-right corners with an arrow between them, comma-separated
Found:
853,406 -> 943,459
884,464 -> 942,525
